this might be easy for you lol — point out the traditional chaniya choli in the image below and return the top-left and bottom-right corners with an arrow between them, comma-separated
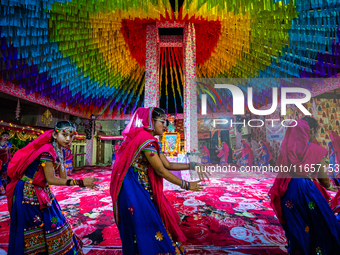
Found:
7,130 -> 83,255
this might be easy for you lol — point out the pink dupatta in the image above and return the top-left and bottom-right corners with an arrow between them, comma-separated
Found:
241,140 -> 253,166
268,119 -> 328,224
202,145 -> 210,158
6,130 -> 56,213
260,140 -> 273,162
110,107 -> 186,243
218,142 -> 229,161
330,131 -> 340,164
329,131 -> 340,213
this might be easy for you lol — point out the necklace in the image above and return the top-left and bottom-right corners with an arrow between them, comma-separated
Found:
53,141 -> 65,172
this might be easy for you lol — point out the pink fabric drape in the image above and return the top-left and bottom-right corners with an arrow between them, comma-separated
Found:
217,142 -> 229,162
268,119 -> 328,224
6,130 -> 56,212
260,140 -> 273,162
202,145 -> 210,158
110,107 -> 186,243
330,131 -> 340,165
241,140 -> 253,166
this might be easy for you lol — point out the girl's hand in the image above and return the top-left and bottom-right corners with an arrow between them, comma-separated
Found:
328,185 -> 339,192
83,177 -> 100,189
195,163 -> 211,181
189,180 -> 204,191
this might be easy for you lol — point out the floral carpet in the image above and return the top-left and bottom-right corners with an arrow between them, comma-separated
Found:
0,165 -> 290,254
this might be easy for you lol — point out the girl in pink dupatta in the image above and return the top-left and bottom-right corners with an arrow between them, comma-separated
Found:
268,117 -> 340,255
110,107 -> 207,255
0,159 -> 4,195
256,140 -> 273,167
201,144 -> 211,164
7,121 -> 98,255
234,140 -> 253,166
65,146 -> 73,175
0,131 -> 12,188
217,142 -> 229,164
111,140 -> 121,168
328,131 -> 340,186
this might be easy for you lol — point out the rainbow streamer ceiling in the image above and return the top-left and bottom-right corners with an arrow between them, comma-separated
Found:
1,0 -> 340,117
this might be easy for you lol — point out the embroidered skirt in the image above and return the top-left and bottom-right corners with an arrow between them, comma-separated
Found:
281,178 -> 340,254
8,179 -> 83,255
116,166 -> 184,255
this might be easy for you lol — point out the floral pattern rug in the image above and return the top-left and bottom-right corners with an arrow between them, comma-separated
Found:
0,165 -> 292,254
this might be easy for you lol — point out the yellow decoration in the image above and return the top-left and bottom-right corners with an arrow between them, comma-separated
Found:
155,231 -> 164,241
0,128 -> 38,142
162,132 -> 181,157
9,145 -> 18,156
42,109 -> 53,126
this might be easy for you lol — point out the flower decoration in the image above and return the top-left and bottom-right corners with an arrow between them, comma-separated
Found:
128,206 -> 135,215
308,201 -> 316,210
51,217 -> 59,225
285,200 -> 293,209
33,215 -> 42,224
155,231 -> 164,241
316,247 -> 323,254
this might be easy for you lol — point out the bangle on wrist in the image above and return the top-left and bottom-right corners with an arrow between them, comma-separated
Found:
326,183 -> 333,190
66,179 -> 72,186
75,179 -> 85,187
180,180 -> 190,190
189,162 -> 197,170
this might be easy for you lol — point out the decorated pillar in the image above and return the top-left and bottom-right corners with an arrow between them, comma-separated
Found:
183,23 -> 198,155
235,128 -> 242,149
144,24 -> 159,107
86,138 -> 93,165
85,119 -> 94,165
235,116 -> 243,149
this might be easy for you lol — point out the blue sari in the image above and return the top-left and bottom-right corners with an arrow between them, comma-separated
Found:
280,142 -> 340,254
116,144 -> 184,255
8,154 -> 83,255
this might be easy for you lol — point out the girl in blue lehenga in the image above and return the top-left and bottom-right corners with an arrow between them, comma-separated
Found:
0,160 -> 4,195
269,117 -> 340,255
255,140 -> 273,167
110,107 -> 208,255
234,140 -> 253,167
0,131 -> 12,189
111,141 -> 121,168
7,121 -> 99,255
216,142 -> 229,165
201,144 -> 211,164
65,146 -> 73,176
328,131 -> 340,186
